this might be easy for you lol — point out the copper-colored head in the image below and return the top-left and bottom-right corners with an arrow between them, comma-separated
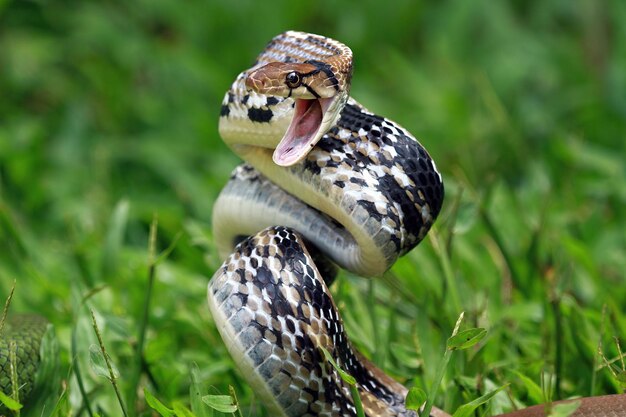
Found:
246,61 -> 343,100
241,31 -> 353,166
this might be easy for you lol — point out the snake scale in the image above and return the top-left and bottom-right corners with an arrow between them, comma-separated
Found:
207,31 -> 626,417
0,315 -> 50,414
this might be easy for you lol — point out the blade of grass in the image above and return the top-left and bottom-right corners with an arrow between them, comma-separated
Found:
451,384 -> 508,417
101,200 -> 129,279
190,365 -> 213,417
478,203 -> 521,287
126,215 -> 158,414
127,216 -> 181,412
91,309 -> 128,417
71,286 -> 107,417
444,186 -> 463,257
227,385 -> 244,417
9,340 -> 21,416
320,346 -> 365,417
550,290 -> 563,399
0,279 -> 16,335
368,279 -> 383,364
420,312 -> 465,417
428,229 -> 461,315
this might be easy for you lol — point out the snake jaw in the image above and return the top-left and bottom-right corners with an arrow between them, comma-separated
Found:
273,93 -> 344,166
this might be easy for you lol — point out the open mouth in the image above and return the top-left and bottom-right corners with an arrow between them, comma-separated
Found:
272,96 -> 336,167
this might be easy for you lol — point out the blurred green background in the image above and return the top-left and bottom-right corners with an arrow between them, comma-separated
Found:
1,0 -> 625,416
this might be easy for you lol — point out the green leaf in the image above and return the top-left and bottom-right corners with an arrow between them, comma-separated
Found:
451,384 -> 508,417
509,370 -> 543,404
453,201 -> 478,234
349,384 -> 366,417
27,322 -> 60,417
172,401 -> 197,417
550,400 -> 581,417
201,395 -> 238,413
190,365 -> 213,417
227,385 -> 244,417
319,347 -> 364,417
389,342 -> 422,369
0,391 -> 22,410
447,328 -> 487,350
89,344 -> 119,380
420,311 -> 465,417
319,346 -> 356,385
144,389 -> 174,417
615,369 -> 626,385
101,199 -> 129,277
405,387 -> 427,411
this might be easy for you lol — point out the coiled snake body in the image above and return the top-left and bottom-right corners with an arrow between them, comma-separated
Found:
208,31 -> 626,417
210,31 -> 443,416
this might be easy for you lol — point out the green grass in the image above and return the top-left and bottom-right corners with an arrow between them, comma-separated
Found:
1,0 -> 625,416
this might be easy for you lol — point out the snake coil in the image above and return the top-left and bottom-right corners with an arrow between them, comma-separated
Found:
209,31 -> 444,416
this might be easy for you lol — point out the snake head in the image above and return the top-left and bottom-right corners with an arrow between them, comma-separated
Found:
246,62 -> 341,99
245,61 -> 350,167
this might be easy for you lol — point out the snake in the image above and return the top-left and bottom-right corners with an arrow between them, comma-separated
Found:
0,314 -> 53,413
207,31 -> 626,417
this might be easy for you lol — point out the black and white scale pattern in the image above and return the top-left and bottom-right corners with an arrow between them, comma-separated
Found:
299,97 -> 443,260
208,227 -> 419,417
219,96 -> 444,274
210,31 -> 445,416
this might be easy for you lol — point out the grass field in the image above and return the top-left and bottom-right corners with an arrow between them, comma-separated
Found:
1,1 -> 625,416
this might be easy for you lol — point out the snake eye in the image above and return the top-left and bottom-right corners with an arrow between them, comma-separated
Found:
285,72 -> 301,88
